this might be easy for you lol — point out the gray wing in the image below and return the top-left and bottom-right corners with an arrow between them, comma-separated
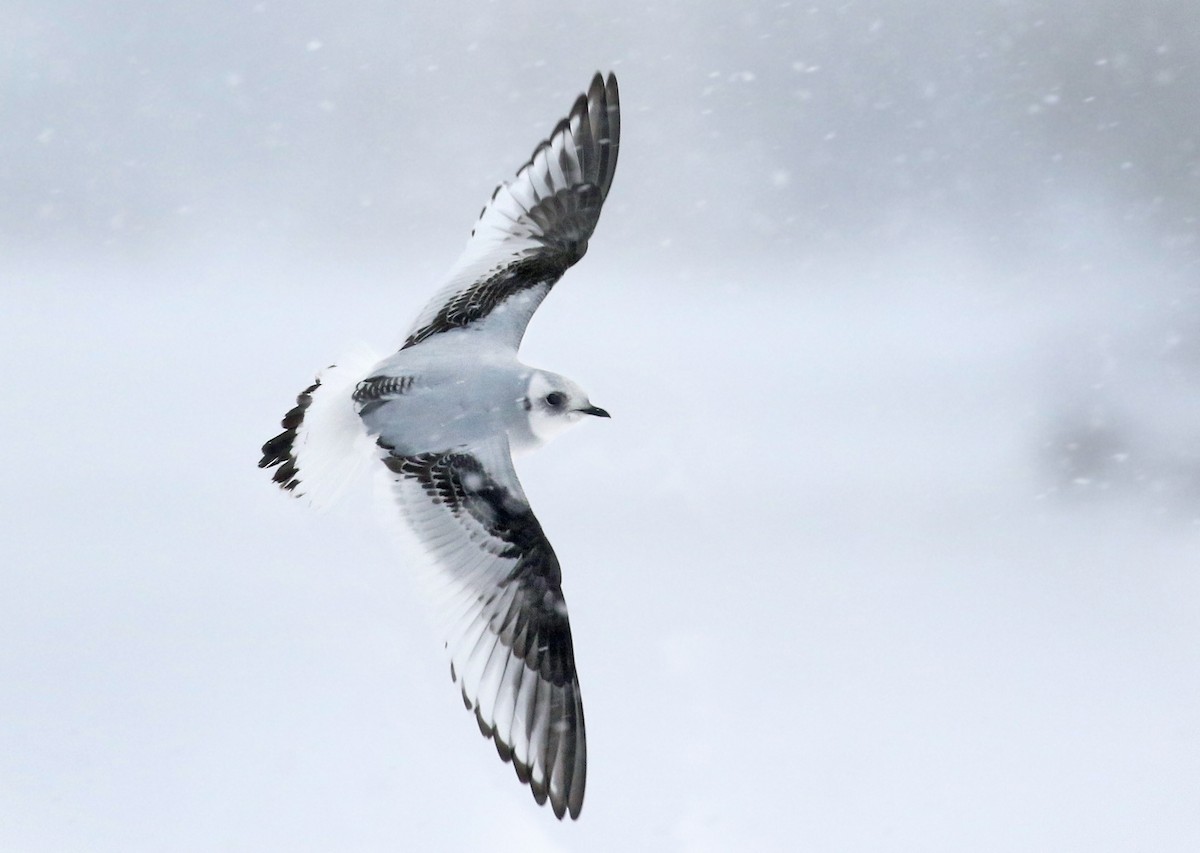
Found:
403,72 -> 620,352
380,436 -> 586,819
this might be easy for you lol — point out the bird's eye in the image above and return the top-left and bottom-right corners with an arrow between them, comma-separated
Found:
545,391 -> 567,408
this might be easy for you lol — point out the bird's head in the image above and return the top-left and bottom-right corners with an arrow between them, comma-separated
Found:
522,370 -> 609,445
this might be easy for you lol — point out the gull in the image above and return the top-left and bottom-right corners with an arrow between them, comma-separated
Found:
259,72 -> 620,820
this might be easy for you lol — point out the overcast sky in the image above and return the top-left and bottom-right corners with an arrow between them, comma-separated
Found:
3,2 -> 1199,851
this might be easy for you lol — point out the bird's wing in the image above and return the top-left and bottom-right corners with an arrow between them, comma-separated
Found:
402,72 -> 620,352
380,435 -> 586,819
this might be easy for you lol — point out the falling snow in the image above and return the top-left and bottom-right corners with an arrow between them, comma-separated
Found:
3,2 -> 1200,852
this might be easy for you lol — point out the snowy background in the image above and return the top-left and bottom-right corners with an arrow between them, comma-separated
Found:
3,1 -> 1200,850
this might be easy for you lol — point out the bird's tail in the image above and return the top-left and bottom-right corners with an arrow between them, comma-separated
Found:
259,346 -> 381,509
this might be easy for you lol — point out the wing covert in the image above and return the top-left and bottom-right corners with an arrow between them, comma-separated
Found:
403,72 -> 620,351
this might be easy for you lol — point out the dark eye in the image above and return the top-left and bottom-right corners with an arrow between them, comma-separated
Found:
545,391 -> 567,408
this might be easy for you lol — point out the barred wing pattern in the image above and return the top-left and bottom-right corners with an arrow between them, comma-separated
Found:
403,72 -> 620,351
381,437 -> 586,819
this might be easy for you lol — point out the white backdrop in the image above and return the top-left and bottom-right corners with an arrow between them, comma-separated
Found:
3,2 -> 1199,850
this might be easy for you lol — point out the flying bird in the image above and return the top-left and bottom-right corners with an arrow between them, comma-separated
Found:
259,72 -> 620,820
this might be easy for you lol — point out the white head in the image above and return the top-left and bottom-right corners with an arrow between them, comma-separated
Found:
521,370 -> 610,447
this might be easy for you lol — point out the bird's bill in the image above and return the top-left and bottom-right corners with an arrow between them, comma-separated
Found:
577,404 -> 611,418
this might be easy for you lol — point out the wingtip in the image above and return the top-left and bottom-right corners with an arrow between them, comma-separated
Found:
587,71 -> 605,99
586,70 -> 617,98
586,70 -> 619,109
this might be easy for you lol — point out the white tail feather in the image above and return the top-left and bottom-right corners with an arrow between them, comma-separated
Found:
290,346 -> 381,509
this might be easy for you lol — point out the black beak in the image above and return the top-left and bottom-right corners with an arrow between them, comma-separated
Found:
578,404 -> 611,418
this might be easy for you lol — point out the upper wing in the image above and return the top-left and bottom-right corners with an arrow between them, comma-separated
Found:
380,436 -> 587,819
403,72 -> 620,352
